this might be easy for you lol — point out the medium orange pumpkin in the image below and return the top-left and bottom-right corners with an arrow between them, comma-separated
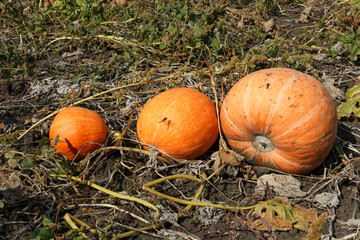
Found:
137,88 -> 219,160
49,107 -> 107,160
220,68 -> 337,174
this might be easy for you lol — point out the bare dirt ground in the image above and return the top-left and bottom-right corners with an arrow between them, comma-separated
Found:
1,0 -> 360,239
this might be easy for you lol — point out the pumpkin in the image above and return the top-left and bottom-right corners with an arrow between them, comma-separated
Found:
49,107 -> 107,160
220,68 -> 337,174
136,88 -> 219,160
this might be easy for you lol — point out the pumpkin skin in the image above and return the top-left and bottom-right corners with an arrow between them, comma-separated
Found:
49,107 -> 107,160
137,88 -> 219,160
220,68 -> 337,174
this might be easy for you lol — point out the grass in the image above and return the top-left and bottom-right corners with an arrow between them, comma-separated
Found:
2,0 -> 359,84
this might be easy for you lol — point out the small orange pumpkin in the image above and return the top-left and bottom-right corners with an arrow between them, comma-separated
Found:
49,107 -> 107,160
220,68 -> 337,174
137,88 -> 219,160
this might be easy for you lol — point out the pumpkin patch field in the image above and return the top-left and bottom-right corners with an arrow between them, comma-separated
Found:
1,0 -> 360,239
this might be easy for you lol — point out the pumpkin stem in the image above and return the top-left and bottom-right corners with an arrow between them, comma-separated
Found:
252,135 -> 275,152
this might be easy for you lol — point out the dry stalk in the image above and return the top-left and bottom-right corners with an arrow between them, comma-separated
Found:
65,203 -> 150,224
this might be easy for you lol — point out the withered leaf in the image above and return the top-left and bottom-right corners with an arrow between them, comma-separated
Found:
249,198 -> 318,232
218,138 -> 244,166
300,212 -> 329,240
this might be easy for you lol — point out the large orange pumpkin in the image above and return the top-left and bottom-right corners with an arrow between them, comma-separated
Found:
137,88 -> 219,160
49,107 -> 107,160
220,68 -> 337,174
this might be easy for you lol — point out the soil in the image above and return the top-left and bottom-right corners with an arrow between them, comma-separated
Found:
1,0 -> 360,240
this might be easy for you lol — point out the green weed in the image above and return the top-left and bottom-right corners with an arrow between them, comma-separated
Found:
337,84 -> 360,119
341,25 -> 360,61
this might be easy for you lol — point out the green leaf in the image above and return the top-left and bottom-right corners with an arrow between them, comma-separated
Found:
123,51 -> 131,61
65,229 -> 82,238
159,42 -> 167,50
193,23 -> 202,39
345,84 -> 360,99
337,84 -> 360,119
21,157 -> 34,169
41,145 -> 57,158
51,134 -> 60,147
350,0 -> 360,9
31,216 -> 56,240
155,3 -> 163,12
76,0 -> 89,11
73,73 -> 83,83
4,151 -> 15,159
53,161 -> 68,175
33,227 -> 54,240
211,32 -> 221,53
337,97 -> 360,119
42,216 -> 55,227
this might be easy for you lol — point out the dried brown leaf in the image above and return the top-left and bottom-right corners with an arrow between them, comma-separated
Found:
300,6 -> 312,23
293,205 -> 318,231
300,0 -> 316,22
218,145 -> 244,166
263,19 -> 275,33
110,0 -> 127,8
300,212 -> 329,240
